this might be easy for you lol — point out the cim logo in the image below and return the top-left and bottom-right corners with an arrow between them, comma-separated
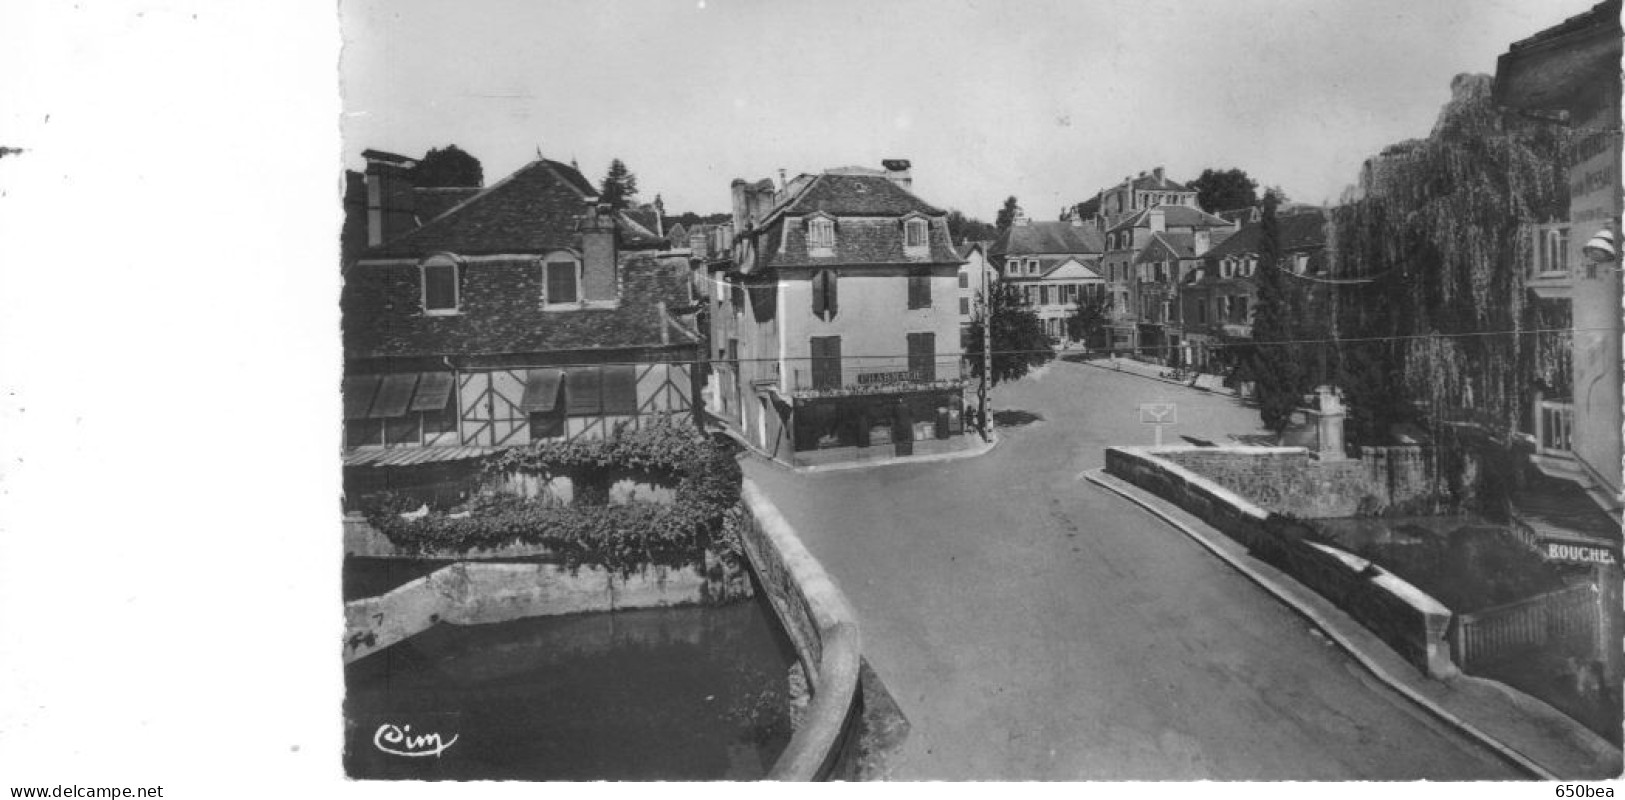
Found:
1545,542 -> 1617,566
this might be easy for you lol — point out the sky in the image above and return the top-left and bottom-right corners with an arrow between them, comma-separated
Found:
342,0 -> 1601,219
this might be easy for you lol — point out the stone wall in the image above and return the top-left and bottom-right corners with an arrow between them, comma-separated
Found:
1105,446 -> 1457,677
737,479 -> 864,780
342,558 -> 744,664
1157,444 -> 1439,518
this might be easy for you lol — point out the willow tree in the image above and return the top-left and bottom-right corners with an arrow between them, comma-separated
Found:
1327,73 -> 1571,465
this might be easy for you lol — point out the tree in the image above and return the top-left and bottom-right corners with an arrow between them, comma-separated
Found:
947,210 -> 999,244
1246,192 -> 1312,433
1065,291 -> 1113,350
967,282 -> 1054,386
995,196 -> 1020,231
410,144 -> 483,188
1191,168 -> 1258,213
599,159 -> 639,210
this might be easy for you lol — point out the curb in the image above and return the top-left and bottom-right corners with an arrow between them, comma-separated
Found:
1083,468 -> 1560,780
1074,358 -> 1239,397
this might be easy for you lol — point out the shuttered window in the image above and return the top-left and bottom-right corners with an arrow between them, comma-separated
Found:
566,368 -> 603,416
602,365 -> 639,415
547,260 -> 579,304
907,332 -> 935,382
908,269 -> 931,309
812,269 -> 838,320
810,336 -> 842,390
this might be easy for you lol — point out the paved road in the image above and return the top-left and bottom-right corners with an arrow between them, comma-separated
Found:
746,361 -> 1521,779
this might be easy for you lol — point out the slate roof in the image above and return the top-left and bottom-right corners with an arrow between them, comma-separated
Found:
1127,172 -> 1192,192
1107,204 -> 1233,233
412,187 -> 481,223
774,172 -> 945,217
746,170 -> 959,268
1203,209 -> 1329,260
989,221 -> 1106,258
1506,0 -> 1620,53
364,159 -> 604,259
342,252 -> 698,361
760,216 -> 961,268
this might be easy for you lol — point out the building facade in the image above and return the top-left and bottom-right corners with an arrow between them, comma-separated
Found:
987,214 -> 1107,345
341,152 -> 700,501
1494,0 -> 1623,513
1180,207 -> 1328,372
705,161 -> 970,466
1097,200 -> 1236,355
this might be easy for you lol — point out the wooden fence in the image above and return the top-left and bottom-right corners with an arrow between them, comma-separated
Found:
1450,581 -> 1600,669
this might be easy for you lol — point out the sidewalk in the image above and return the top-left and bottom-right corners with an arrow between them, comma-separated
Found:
1076,355 -> 1236,396
1086,468 -> 1623,780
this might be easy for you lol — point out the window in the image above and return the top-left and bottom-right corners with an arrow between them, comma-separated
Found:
908,268 -> 932,309
907,332 -> 936,382
809,217 -> 835,249
904,218 -> 928,248
1238,296 -> 1251,323
1544,228 -> 1570,275
546,258 -> 580,304
1008,258 -> 1021,277
421,256 -> 459,314
810,336 -> 842,390
1027,258 -> 1039,275
958,271 -> 969,289
1294,252 -> 1309,274
959,296 -> 970,315
812,269 -> 839,320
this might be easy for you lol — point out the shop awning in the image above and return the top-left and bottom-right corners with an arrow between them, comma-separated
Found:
408,372 -> 455,412
520,369 -> 565,413
343,375 -> 382,419
368,373 -> 419,418
566,367 -> 603,415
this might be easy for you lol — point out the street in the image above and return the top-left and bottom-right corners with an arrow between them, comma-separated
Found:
744,360 -> 1522,779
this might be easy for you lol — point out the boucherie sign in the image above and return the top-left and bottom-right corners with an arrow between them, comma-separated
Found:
857,371 -> 928,385
1543,540 -> 1618,566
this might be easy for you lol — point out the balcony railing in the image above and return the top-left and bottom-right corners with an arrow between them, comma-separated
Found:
787,356 -> 965,398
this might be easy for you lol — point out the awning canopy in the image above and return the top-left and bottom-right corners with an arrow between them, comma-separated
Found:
602,365 -> 639,415
409,372 -> 454,412
520,369 -> 565,413
369,373 -> 419,418
343,375 -> 382,419
346,372 -> 455,419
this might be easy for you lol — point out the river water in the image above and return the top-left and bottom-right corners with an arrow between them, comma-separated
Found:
344,578 -> 797,780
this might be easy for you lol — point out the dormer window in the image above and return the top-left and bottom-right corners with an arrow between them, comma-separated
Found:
904,218 -> 928,248
1026,258 -> 1039,275
544,251 -> 582,305
808,216 -> 836,252
421,254 -> 460,315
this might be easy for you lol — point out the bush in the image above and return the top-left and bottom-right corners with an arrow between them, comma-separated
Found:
360,417 -> 742,575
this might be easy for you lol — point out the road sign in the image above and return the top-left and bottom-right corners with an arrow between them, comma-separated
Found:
1138,403 -> 1177,425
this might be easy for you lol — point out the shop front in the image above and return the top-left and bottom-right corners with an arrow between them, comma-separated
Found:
788,387 -> 967,466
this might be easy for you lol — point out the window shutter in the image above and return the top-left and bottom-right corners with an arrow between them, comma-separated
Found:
908,270 -> 930,309
565,367 -> 603,416
601,365 -> 639,415
907,332 -> 935,382
812,270 -> 827,318
810,336 -> 842,390
824,270 -> 838,318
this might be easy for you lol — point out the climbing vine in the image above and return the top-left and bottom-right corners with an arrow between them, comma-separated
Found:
360,417 -> 743,574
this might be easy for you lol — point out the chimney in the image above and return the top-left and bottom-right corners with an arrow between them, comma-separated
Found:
1148,208 -> 1166,233
882,159 -> 912,191
363,150 -> 419,247
1013,205 -> 1030,226
778,169 -> 788,190
730,179 -> 750,233
580,203 -> 619,302
1194,229 -> 1211,256
1153,166 -> 1165,184
1139,170 -> 1148,179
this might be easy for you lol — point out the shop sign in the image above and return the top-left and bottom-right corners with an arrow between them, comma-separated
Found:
1543,540 -> 1617,566
857,370 -> 925,385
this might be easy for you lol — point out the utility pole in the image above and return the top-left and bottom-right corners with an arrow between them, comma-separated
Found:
979,259 -> 993,442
